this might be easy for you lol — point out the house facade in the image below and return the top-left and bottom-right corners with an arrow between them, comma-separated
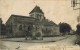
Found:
6,6 -> 60,37
0,18 -> 2,35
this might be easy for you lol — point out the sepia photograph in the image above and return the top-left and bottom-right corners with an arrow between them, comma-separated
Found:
0,0 -> 80,50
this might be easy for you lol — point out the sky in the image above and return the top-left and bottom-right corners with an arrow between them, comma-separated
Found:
0,0 -> 79,30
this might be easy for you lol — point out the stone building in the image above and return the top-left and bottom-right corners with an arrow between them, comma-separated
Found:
6,6 -> 60,37
0,18 -> 2,35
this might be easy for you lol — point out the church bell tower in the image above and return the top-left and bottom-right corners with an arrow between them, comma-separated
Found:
29,6 -> 45,21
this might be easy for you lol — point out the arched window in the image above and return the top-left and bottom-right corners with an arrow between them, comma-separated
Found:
19,25 -> 23,30
36,14 -> 39,19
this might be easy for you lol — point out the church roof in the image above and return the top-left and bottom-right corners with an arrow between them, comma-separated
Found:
11,14 -> 35,19
5,14 -> 36,24
6,14 -> 57,27
42,20 -> 58,26
29,6 -> 44,14
33,19 -> 57,26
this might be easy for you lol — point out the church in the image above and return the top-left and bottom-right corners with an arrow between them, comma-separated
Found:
6,6 -> 60,38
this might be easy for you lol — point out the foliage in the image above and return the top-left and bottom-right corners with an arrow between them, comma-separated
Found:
35,32 -> 41,37
25,25 -> 33,37
76,24 -> 80,35
59,22 -> 72,35
1,24 -> 7,35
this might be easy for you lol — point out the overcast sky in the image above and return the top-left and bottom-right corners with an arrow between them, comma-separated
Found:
0,0 -> 79,30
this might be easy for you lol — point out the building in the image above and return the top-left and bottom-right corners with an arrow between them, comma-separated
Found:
77,16 -> 80,24
0,18 -> 2,35
6,6 -> 60,38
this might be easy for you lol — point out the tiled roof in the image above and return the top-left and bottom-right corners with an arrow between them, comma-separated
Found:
42,20 -> 57,26
6,14 -> 57,27
11,14 -> 35,19
5,14 -> 36,24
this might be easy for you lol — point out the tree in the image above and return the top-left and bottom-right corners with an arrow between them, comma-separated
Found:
75,24 -> 80,45
59,22 -> 72,35
26,25 -> 33,37
76,24 -> 80,35
1,24 -> 7,35
25,25 -> 34,40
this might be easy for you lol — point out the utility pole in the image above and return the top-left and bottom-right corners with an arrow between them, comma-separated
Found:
71,0 -> 80,24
